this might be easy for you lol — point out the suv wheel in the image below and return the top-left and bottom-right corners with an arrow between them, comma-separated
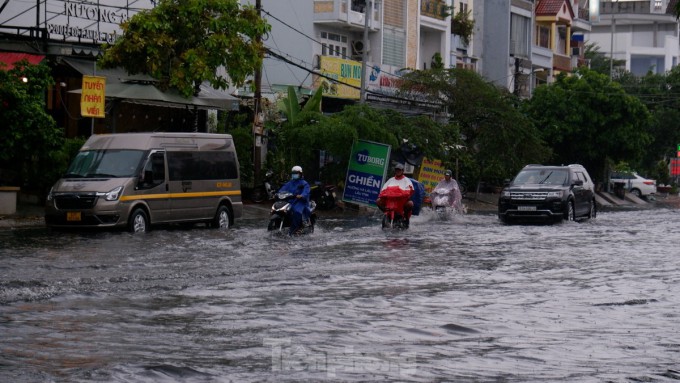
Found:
566,200 -> 575,221
588,199 -> 597,219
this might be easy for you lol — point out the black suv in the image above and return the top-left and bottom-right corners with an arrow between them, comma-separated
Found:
498,164 -> 596,223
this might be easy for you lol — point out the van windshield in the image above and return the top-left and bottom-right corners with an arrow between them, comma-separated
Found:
64,150 -> 145,178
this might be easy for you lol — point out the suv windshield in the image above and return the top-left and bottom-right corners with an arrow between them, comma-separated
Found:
65,150 -> 145,178
512,169 -> 567,186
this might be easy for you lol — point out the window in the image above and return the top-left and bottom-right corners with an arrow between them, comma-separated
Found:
536,25 -> 550,49
510,13 -> 530,58
320,31 -> 348,58
458,1 -> 467,14
140,151 -> 166,188
167,151 -> 238,181
383,28 -> 405,67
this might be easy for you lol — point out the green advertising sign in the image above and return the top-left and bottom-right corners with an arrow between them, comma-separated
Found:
343,140 -> 391,207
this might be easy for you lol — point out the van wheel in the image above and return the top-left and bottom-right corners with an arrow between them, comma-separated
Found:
128,208 -> 149,233
212,205 -> 230,229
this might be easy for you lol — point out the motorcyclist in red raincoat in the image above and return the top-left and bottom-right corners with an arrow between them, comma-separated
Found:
376,163 -> 414,224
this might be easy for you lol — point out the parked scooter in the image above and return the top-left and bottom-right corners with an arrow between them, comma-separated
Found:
267,191 -> 317,235
310,181 -> 337,210
251,170 -> 278,203
379,189 -> 410,230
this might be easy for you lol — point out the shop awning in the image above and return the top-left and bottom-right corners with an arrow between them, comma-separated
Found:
63,58 -> 240,111
0,52 -> 45,70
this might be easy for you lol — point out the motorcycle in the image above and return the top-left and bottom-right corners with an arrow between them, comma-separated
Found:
267,191 -> 317,235
251,170 -> 278,203
310,181 -> 337,210
429,187 -> 456,220
379,188 -> 411,230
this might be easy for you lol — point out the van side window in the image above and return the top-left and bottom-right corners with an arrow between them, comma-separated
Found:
140,151 -> 165,188
167,151 -> 238,181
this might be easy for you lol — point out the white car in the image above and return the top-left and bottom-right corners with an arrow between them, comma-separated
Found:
610,171 -> 657,198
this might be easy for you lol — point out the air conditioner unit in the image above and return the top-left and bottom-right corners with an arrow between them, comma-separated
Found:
351,40 -> 369,56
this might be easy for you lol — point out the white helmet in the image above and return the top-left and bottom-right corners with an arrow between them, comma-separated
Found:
291,165 -> 303,173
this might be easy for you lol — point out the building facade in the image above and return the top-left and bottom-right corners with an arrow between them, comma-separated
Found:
586,0 -> 680,76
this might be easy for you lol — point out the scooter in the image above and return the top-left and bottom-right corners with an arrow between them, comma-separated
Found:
267,191 -> 317,235
379,189 -> 410,230
251,170 -> 278,203
429,187 -> 455,220
310,181 -> 337,210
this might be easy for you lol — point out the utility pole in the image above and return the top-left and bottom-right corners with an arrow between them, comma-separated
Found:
253,0 -> 263,183
513,57 -> 520,96
359,0 -> 370,103
609,0 -> 618,79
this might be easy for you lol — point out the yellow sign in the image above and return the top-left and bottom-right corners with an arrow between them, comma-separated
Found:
418,158 -> 446,193
81,75 -> 106,118
313,56 -> 361,100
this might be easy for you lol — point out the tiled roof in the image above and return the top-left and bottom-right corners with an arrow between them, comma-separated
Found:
536,0 -> 574,18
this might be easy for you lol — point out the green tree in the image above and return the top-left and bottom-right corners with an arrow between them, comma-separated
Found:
399,67 -> 550,187
451,9 -> 475,46
584,42 -> 626,78
0,60 -> 64,194
99,0 -> 270,98
524,68 -> 651,182
616,66 -> 680,175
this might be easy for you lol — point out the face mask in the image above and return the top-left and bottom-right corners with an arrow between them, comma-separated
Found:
291,173 -> 300,180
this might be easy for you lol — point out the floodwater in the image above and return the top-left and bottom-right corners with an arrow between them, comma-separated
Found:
2,208 -> 680,382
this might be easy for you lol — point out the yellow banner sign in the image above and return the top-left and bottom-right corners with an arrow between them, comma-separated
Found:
81,75 -> 106,118
313,56 -> 361,100
418,158 -> 446,193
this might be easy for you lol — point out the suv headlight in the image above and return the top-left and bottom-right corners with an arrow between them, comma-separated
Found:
501,190 -> 511,198
546,191 -> 563,198
97,186 -> 123,201
46,187 -> 54,201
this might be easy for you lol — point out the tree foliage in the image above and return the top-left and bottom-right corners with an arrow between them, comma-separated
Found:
524,68 -> 651,181
99,0 -> 270,98
584,42 -> 626,78
0,61 -> 64,193
399,67 -> 551,186
615,66 -> 680,178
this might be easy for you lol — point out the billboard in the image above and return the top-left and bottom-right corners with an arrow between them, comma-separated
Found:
313,56 -> 361,100
0,0 -> 152,44
343,140 -> 391,207
417,158 -> 446,193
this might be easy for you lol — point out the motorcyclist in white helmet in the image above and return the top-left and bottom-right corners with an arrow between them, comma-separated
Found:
277,165 -> 311,235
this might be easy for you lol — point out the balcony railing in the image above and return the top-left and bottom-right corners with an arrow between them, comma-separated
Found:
600,1 -> 651,14
421,0 -> 448,20
553,53 -> 572,72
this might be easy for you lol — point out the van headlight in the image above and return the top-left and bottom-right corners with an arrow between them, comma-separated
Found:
547,191 -> 563,198
97,186 -> 123,201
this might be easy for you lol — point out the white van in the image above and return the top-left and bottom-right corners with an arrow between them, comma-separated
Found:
45,133 -> 242,232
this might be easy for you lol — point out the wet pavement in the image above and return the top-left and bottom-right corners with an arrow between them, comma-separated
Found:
1,194 -> 680,382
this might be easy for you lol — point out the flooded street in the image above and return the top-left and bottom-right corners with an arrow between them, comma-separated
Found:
2,208 -> 680,382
